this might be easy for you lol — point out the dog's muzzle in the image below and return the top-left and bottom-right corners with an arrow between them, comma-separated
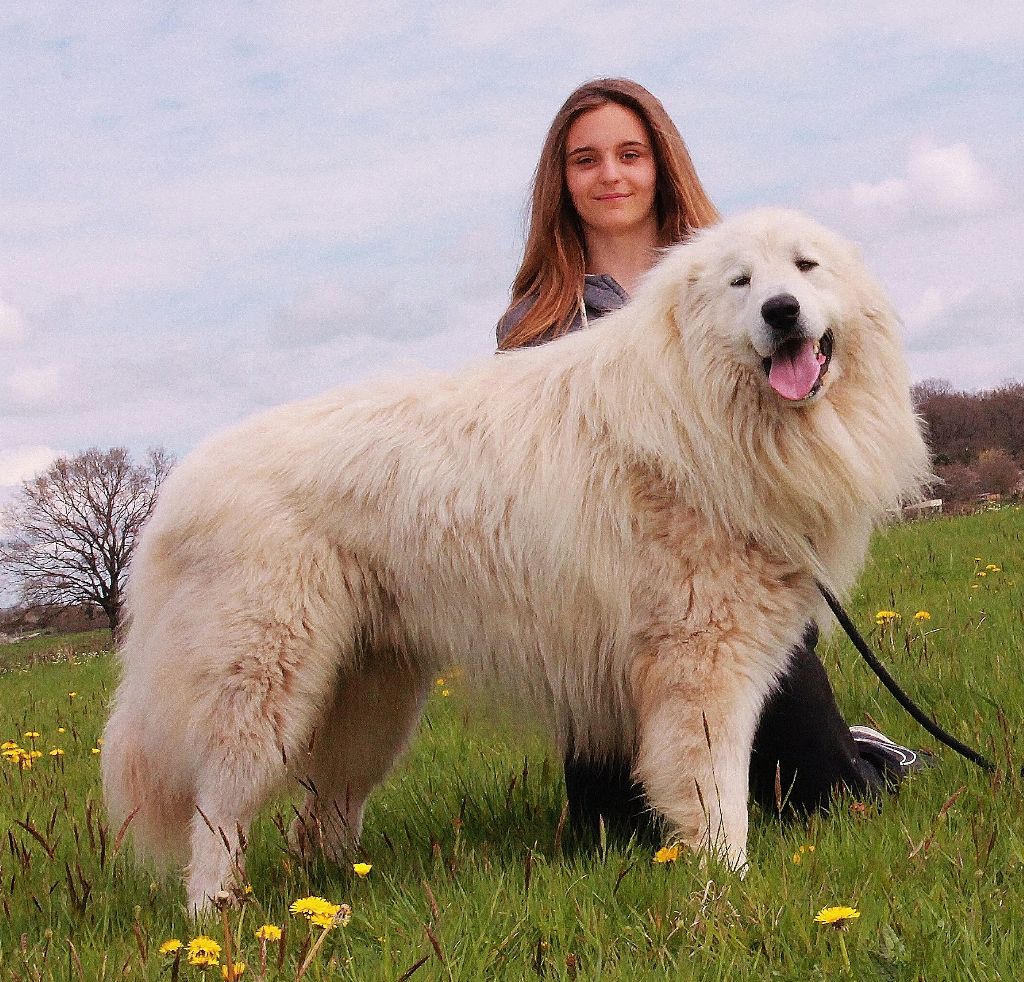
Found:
759,294 -> 833,402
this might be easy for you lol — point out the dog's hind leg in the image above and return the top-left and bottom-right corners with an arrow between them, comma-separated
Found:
290,655 -> 428,862
184,631 -> 343,914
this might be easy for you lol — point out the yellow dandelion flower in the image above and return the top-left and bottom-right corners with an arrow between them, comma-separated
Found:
441,689 -> 450,697
814,905 -> 861,929
255,924 -> 282,942
976,571 -> 987,577
91,747 -> 101,754
186,935 -> 222,966
291,895 -> 351,927
68,692 -> 77,698
913,610 -> 931,621
314,902 -> 351,928
158,939 -> 182,956
653,844 -> 680,864
222,962 -> 246,979
57,727 -> 65,734
792,843 -> 815,863
435,677 -> 446,686
48,748 -> 65,756
986,564 -> 1001,572
23,731 -> 40,739
290,895 -> 337,919
353,862 -> 372,877
1,741 -> 18,751
874,610 -> 900,626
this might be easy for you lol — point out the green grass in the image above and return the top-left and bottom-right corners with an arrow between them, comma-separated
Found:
0,629 -> 112,675
1,508 -> 1021,979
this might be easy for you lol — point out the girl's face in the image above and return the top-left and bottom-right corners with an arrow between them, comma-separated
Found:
564,103 -> 658,240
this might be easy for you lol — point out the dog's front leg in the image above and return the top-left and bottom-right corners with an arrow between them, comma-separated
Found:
631,653 -> 761,871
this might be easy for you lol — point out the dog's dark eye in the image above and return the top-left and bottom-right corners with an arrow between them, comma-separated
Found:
795,258 -> 818,272
730,274 -> 750,288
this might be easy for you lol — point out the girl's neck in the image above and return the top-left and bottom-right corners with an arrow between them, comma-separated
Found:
583,219 -> 661,296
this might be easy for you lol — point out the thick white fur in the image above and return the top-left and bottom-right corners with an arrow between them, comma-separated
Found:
102,210 -> 930,912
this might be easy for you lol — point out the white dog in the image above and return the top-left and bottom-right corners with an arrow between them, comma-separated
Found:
102,209 -> 929,912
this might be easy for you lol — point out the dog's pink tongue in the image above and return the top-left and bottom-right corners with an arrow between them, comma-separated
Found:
768,339 -> 821,401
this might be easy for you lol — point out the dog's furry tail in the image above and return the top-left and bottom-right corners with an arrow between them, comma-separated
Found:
101,699 -> 195,868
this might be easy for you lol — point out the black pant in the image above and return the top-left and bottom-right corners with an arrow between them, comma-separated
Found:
564,623 -> 882,837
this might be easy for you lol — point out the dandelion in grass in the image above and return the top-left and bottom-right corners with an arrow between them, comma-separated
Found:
158,939 -> 183,956
255,924 -> 281,942
290,895 -> 336,919
57,727 -> 65,734
815,905 -> 859,973
222,962 -> 246,979
913,610 -> 931,622
442,689 -> 450,697
291,895 -> 350,927
986,564 -> 1001,572
91,747 -> 101,754
48,748 -> 64,756
353,862 -> 372,877
874,610 -> 899,626
814,905 -> 860,929
186,935 -> 222,967
792,844 -> 816,864
68,691 -> 77,698
653,844 -> 680,864
23,730 -> 40,740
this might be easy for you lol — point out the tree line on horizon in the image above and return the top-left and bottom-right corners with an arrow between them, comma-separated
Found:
913,379 -> 1024,507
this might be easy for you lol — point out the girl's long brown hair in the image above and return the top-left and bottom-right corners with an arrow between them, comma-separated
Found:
499,78 -> 719,350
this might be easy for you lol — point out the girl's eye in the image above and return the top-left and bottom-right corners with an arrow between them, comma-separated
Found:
795,258 -> 818,272
730,274 -> 750,288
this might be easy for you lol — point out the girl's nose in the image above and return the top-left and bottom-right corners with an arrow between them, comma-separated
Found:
597,156 -> 621,182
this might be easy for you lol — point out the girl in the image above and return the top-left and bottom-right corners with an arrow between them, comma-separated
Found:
497,78 -> 922,837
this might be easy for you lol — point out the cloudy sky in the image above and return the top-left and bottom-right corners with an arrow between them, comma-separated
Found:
2,1 -> 1023,493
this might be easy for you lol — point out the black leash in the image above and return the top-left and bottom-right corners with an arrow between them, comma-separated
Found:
817,582 -> 997,773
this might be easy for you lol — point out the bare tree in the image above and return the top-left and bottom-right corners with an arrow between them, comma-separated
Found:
0,447 -> 174,635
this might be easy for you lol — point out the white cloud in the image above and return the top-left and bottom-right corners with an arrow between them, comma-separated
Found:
0,297 -> 28,344
905,141 -> 998,216
5,365 -> 61,408
0,445 -> 57,486
820,141 -> 1000,229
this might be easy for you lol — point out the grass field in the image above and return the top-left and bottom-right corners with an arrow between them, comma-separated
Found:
1,508 -> 1021,979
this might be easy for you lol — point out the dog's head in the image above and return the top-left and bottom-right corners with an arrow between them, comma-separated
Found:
665,208 -> 892,408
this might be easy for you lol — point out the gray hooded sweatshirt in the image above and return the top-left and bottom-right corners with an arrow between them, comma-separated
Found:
495,275 -> 629,348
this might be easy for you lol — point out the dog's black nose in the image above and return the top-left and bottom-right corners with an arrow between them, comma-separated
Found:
761,293 -> 801,332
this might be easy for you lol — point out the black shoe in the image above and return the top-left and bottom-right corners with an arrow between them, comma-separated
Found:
849,725 -> 933,789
